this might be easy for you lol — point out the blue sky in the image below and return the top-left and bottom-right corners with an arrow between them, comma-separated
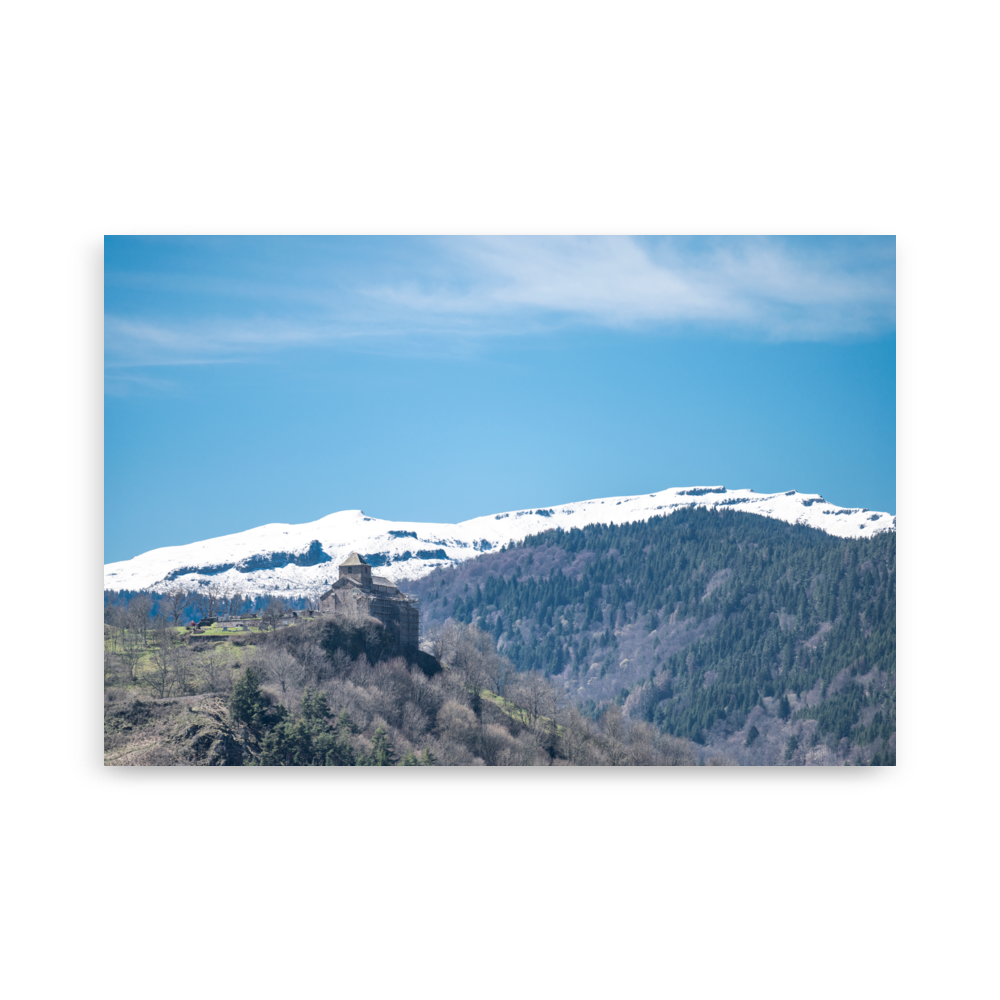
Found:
105,236 -> 895,563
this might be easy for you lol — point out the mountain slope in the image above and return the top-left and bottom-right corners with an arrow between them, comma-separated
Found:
405,507 -> 896,765
104,486 -> 895,599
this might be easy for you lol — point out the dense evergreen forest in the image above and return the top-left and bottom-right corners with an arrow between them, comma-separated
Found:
403,508 -> 896,765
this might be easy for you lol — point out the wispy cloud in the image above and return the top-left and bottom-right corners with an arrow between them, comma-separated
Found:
103,370 -> 192,397
369,236 -> 895,339
105,236 -> 894,375
104,315 -> 350,368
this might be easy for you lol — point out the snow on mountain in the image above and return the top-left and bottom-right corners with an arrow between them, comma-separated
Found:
104,487 -> 895,600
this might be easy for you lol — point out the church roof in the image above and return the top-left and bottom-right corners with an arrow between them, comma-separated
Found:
339,552 -> 369,567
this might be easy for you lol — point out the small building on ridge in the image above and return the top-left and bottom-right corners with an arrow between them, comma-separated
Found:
319,552 -> 419,652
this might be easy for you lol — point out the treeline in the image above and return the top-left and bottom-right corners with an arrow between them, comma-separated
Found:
403,508 -> 895,764
104,585 -> 313,626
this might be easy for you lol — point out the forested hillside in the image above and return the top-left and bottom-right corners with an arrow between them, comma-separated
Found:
104,610 -> 699,766
402,509 -> 896,765
104,508 -> 895,765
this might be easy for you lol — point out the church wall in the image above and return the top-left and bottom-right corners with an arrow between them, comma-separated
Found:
318,557 -> 417,650
318,580 -> 419,653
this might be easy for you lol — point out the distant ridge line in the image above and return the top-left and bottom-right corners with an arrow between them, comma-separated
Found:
104,486 -> 895,599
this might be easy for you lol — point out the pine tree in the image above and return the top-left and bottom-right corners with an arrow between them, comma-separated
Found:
301,688 -> 330,721
420,747 -> 437,766
230,666 -> 265,728
325,732 -> 355,766
369,726 -> 397,766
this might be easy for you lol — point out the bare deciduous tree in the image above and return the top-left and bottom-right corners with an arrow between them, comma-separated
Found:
260,597 -> 289,632
509,671 -> 555,728
103,648 -> 117,685
451,625 -> 492,690
397,701 -> 427,740
230,590 -> 249,617
201,647 -> 229,694
163,586 -> 191,625
261,646 -> 303,694
598,704 -> 630,765
104,596 -> 121,627
129,593 -> 154,645
659,733 -> 697,766
482,648 -> 514,699
117,620 -> 147,684
173,648 -> 195,695
560,708 -> 595,765
626,720 -> 660,766
428,623 -> 459,665
328,648 -> 351,678
105,603 -> 126,652
478,722 -> 519,765
436,699 -> 477,750
148,616 -> 176,698
297,642 -> 328,685
204,582 -> 227,618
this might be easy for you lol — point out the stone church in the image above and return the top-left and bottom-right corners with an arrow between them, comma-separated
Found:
319,552 -> 420,652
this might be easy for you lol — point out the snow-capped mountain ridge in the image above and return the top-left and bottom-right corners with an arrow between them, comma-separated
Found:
104,486 -> 895,599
